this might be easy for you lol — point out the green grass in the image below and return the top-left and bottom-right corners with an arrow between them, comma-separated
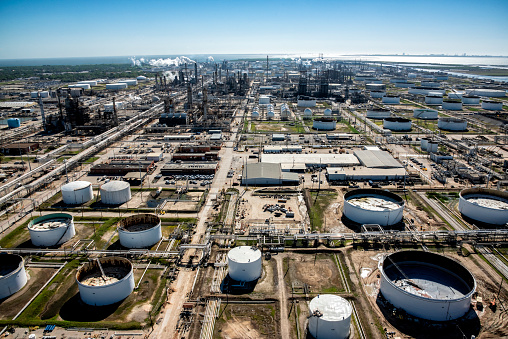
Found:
84,156 -> 99,163
344,121 -> 360,134
0,216 -> 35,247
307,189 -> 338,232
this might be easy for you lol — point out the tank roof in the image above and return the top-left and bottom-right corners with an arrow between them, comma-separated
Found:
77,257 -> 132,286
28,213 -> 72,231
228,246 -> 261,263
101,180 -> 130,191
0,254 -> 23,278
384,117 -> 410,123
461,188 -> 508,211
309,295 -> 352,321
118,214 -> 161,232
61,181 -> 91,191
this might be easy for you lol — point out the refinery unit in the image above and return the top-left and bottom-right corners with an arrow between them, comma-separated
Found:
0,55 -> 507,339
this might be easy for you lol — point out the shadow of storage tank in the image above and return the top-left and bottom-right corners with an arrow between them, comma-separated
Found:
117,214 -> 162,248
28,213 -> 75,247
76,257 -> 135,306
227,246 -> 262,282
0,254 -> 28,299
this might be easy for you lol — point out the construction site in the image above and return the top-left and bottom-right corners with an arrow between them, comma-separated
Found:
0,55 -> 507,339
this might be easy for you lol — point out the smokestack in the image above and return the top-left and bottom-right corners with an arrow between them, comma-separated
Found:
194,63 -> 198,83
203,87 -> 208,119
155,74 -> 159,91
112,97 -> 119,126
187,83 -> 192,108
39,95 -> 46,132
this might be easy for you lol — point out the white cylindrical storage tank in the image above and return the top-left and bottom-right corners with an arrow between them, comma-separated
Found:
75,83 -> 91,90
343,189 -> 404,226
438,117 -> 467,131
459,188 -> 508,225
466,89 -> 506,98
76,257 -> 135,306
448,92 -> 463,99
382,95 -> 400,104
28,213 -> 75,247
308,294 -> 352,339
0,254 -> 28,299
100,181 -> 131,205
442,100 -> 462,110
482,100 -> 503,111
40,91 -> 50,98
79,80 -> 98,86
366,108 -> 391,119
30,91 -> 39,98
106,83 -> 128,90
413,108 -> 438,120
303,108 -> 313,119
383,117 -> 412,131
462,95 -> 480,105
323,108 -> 332,116
227,246 -> 262,282
365,83 -> 385,91
123,79 -> 138,86
425,95 -> 443,105
117,214 -> 162,248
420,138 -> 429,151
313,117 -> 336,131
427,140 -> 439,153
421,81 -> 440,87
61,181 -> 93,205
370,90 -> 385,98
259,95 -> 270,105
379,251 -> 476,321
137,76 -> 147,81
7,118 -> 21,128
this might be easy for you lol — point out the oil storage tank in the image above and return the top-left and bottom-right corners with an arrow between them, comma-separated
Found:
308,294 -> 352,339
438,117 -> 467,131
366,108 -> 391,119
343,189 -> 404,226
313,117 -> 336,130
383,117 -> 412,131
379,251 -> 476,321
413,108 -> 438,120
100,181 -> 131,205
76,257 -> 135,306
0,254 -> 28,299
442,99 -> 462,110
370,90 -> 385,98
382,95 -> 400,104
481,100 -> 503,111
462,95 -> 480,105
227,246 -> 262,282
61,181 -> 93,204
118,214 -> 162,248
28,213 -> 75,247
458,188 -> 508,225
425,94 -> 443,105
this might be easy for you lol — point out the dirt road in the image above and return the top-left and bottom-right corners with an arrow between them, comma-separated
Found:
275,255 -> 291,339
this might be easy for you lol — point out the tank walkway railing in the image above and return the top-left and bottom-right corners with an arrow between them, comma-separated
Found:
1,248 -> 180,257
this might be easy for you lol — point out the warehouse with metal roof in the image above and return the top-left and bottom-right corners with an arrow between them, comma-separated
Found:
353,150 -> 403,168
261,153 -> 360,167
242,163 -> 299,186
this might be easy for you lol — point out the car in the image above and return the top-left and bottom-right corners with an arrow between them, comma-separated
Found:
165,180 -> 170,184
155,174 -> 162,178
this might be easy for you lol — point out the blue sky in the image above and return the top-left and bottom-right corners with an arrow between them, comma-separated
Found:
0,0 -> 507,59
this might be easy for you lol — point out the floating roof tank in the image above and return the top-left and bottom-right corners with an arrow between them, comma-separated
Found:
100,181 -> 131,205
383,117 -> 412,131
61,181 -> 93,205
0,254 -> 28,299
442,99 -> 462,111
366,108 -> 391,119
227,246 -> 262,282
28,213 -> 75,247
343,189 -> 404,226
481,100 -> 503,111
313,117 -> 336,131
117,214 -> 162,248
438,117 -> 467,131
458,188 -> 508,225
382,95 -> 400,104
413,108 -> 438,120
308,294 -> 352,339
76,257 -> 135,306
379,251 -> 475,321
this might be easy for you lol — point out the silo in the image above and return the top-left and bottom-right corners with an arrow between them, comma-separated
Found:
308,294 -> 352,339
420,138 -> 429,151
379,251 -> 476,321
76,257 -> 135,306
7,118 -> 21,128
251,110 -> 259,119
117,214 -> 162,248
343,189 -> 404,226
28,213 -> 75,247
458,188 -> 508,225
0,254 -> 28,299
100,181 -> 131,205
227,246 -> 262,282
427,140 -> 439,153
481,100 -> 503,111
61,181 -> 93,205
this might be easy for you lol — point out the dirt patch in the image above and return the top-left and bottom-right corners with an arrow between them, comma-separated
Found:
0,267 -> 56,319
253,258 -> 276,295
287,253 -> 343,294
214,304 -> 279,339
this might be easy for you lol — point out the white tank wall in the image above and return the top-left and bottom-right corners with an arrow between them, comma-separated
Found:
61,181 -> 93,204
382,96 -> 400,104
118,215 -> 162,248
0,255 -> 28,299
442,101 -> 462,110
466,89 -> 506,97
40,91 -> 50,98
123,79 -> 138,86
343,199 -> 404,226
482,101 -> 503,111
28,213 -> 76,247
227,246 -> 262,282
77,260 -> 135,306
313,120 -> 336,130
459,190 -> 508,225
462,96 -> 480,105
106,83 -> 128,90
413,109 -> 438,119
379,262 -> 473,321
383,119 -> 412,131
421,138 -> 429,151
75,84 -> 91,90
308,295 -> 352,339
370,91 -> 385,98
366,83 -> 385,90
267,111 -> 275,118
425,96 -> 443,105
427,142 -> 439,153
366,110 -> 391,119
100,181 -> 131,205
438,119 -> 467,131
448,93 -> 463,99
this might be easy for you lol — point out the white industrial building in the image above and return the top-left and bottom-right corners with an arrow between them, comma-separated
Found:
61,181 -> 93,205
308,294 -> 352,339
327,167 -> 406,181
0,254 -> 28,299
262,153 -> 360,168
263,145 -> 302,153
354,150 -> 403,168
242,163 -> 299,186
227,246 -> 262,282
28,213 -> 76,247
